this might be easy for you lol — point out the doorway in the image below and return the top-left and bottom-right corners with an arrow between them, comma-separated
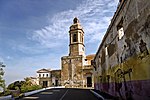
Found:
43,81 -> 48,88
87,77 -> 92,87
55,80 -> 58,86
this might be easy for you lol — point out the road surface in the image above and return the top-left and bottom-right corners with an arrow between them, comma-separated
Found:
20,88 -> 100,100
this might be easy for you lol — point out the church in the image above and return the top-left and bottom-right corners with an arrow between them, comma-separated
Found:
36,18 -> 94,88
61,17 -> 95,88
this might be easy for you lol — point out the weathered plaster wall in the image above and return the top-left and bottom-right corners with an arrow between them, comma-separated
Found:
93,0 -> 150,99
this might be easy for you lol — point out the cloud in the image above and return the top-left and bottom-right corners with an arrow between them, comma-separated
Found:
0,57 -> 4,62
6,56 -> 13,60
29,0 -> 118,48
12,43 -> 47,55
2,0 -> 119,85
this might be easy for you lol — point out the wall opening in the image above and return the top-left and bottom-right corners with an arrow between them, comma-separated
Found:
117,19 -> 124,40
55,80 -> 58,86
43,81 -> 48,88
87,77 -> 92,87
73,34 -> 77,42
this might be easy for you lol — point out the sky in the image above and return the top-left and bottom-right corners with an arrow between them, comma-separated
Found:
0,0 -> 119,85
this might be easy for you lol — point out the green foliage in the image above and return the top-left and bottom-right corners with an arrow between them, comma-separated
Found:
0,62 -> 6,93
21,85 -> 42,93
3,89 -> 11,96
7,82 -> 15,90
0,89 -> 11,96
5,78 -> 42,96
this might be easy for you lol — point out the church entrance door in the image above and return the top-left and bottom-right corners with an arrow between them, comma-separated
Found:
87,77 -> 92,87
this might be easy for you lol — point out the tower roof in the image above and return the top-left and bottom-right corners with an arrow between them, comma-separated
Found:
70,17 -> 83,32
73,17 -> 79,24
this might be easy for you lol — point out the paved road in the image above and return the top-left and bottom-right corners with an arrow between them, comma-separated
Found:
20,88 -> 100,100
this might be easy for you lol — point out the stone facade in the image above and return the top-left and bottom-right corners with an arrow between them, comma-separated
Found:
93,0 -> 150,100
61,18 -> 94,88
61,55 -> 83,87
51,70 -> 61,86
37,68 -> 61,87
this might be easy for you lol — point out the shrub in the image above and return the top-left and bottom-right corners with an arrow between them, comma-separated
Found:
21,85 -> 42,93
0,89 -> 11,96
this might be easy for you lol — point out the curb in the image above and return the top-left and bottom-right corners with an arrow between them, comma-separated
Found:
0,95 -> 11,100
90,89 -> 105,100
0,86 -> 65,100
24,86 -> 65,97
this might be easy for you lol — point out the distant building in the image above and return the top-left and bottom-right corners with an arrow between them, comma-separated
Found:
61,18 -> 95,88
36,68 -> 61,87
26,77 -> 39,85
93,0 -> 150,100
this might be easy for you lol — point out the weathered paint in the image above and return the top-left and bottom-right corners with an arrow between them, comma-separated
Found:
93,0 -> 150,100
94,51 -> 150,99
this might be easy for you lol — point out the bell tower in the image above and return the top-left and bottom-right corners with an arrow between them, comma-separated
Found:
69,17 -> 85,56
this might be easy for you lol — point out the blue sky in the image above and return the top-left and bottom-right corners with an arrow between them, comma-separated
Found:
0,0 -> 118,85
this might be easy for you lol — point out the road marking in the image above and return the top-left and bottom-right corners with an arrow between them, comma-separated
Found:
53,90 -> 60,92
90,90 -> 105,100
23,96 -> 39,99
40,92 -> 53,94
59,89 -> 69,100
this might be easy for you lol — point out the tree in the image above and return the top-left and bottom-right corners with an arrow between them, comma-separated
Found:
24,77 -> 32,86
0,62 -> 6,92
7,79 -> 42,93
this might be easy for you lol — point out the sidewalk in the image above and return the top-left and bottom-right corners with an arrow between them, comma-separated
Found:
90,89 -> 119,100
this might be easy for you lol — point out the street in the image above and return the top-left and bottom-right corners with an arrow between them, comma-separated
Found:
19,88 -> 100,100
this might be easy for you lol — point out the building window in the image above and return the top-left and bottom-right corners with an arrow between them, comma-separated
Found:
108,44 -> 116,57
85,59 -> 87,61
105,46 -> 108,56
118,27 -> 124,39
117,19 -> 124,40
73,34 -> 77,42
39,74 -> 41,77
101,50 -> 105,65
43,74 -> 44,77
47,74 -> 48,77
80,33 -> 83,42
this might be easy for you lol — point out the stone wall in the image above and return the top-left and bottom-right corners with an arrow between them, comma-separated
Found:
61,55 -> 83,87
